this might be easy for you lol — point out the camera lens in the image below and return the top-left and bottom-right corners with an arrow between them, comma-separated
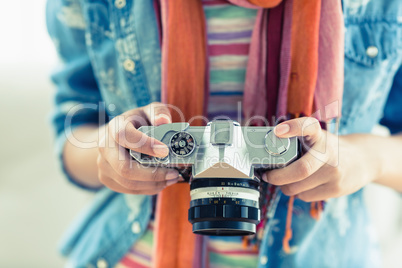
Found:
188,178 -> 260,236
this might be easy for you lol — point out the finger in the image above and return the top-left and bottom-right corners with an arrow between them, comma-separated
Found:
279,167 -> 331,196
142,102 -> 172,126
263,140 -> 329,185
296,183 -> 336,202
99,155 -> 180,189
115,175 -> 181,191
102,142 -> 180,181
109,115 -> 169,157
274,117 -> 322,143
99,175 -> 166,195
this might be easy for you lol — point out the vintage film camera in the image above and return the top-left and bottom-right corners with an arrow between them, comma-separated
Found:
130,119 -> 298,236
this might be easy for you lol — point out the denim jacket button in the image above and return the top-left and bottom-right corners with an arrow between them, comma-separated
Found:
260,255 -> 268,265
366,46 -> 379,58
123,59 -> 135,72
96,258 -> 108,268
131,221 -> 141,234
114,0 -> 126,9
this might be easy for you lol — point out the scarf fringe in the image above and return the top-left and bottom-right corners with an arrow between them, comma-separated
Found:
282,199 -> 324,254
282,195 -> 294,253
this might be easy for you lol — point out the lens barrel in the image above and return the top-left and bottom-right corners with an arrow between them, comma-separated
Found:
188,178 -> 260,236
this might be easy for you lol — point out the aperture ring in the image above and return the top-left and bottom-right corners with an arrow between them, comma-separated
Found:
190,178 -> 259,191
190,187 -> 259,202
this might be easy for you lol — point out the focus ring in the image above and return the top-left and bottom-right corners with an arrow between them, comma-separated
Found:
190,198 -> 258,208
188,205 -> 260,223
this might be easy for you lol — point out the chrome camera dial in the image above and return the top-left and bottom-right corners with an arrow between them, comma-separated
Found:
170,132 -> 196,157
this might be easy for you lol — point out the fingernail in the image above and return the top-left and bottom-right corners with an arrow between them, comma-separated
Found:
274,124 -> 290,136
166,178 -> 179,186
152,143 -> 169,157
262,173 -> 268,182
165,170 -> 179,181
155,114 -> 171,124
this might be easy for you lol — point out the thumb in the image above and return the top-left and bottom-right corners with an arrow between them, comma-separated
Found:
274,117 -> 322,144
143,102 -> 172,126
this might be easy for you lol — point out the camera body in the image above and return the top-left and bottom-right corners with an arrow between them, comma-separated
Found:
130,119 -> 298,236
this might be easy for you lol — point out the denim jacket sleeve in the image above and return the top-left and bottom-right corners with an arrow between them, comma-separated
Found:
340,0 -> 402,134
380,64 -> 402,134
46,0 -> 107,190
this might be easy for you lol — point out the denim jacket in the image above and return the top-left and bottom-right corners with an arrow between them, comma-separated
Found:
47,0 -> 402,267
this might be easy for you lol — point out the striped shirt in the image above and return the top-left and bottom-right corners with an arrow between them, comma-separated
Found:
115,221 -> 259,268
205,0 -> 257,120
115,222 -> 154,268
115,1 -> 258,267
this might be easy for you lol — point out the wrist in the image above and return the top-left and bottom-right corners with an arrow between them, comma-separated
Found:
343,134 -> 383,184
64,124 -> 104,188
342,133 -> 402,192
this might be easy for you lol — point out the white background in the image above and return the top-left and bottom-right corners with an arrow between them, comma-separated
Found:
0,1 -> 93,267
0,0 -> 401,267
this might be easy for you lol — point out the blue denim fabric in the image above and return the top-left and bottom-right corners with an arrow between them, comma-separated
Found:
47,0 -> 402,267
381,65 -> 402,134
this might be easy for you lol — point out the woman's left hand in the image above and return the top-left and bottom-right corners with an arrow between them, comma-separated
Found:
262,117 -> 381,202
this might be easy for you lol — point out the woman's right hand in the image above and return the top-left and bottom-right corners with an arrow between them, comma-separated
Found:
97,102 -> 181,195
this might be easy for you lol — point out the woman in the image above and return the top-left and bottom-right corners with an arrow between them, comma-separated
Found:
48,0 -> 402,267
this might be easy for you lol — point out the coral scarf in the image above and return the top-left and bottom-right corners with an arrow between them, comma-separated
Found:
154,0 -> 344,267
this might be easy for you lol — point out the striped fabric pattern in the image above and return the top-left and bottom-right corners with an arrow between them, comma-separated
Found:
204,0 -> 257,120
115,222 -> 259,268
207,236 -> 259,268
115,1 -> 259,267
114,222 -> 154,268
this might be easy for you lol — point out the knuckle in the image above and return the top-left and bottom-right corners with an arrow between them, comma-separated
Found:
298,160 -> 313,178
117,161 -> 130,178
98,174 -> 108,185
114,120 -> 136,145
302,117 -> 321,135
280,186 -> 292,196
153,101 -> 165,109
154,102 -> 167,110
147,102 -> 159,112
116,127 -> 126,144
332,180 -> 343,194
151,169 -> 165,182
332,171 -> 342,184
265,172 -> 280,185
306,117 -> 320,128
295,118 -> 304,130
156,180 -> 168,188
121,179 -> 138,190
286,184 -> 300,196
310,117 -> 320,125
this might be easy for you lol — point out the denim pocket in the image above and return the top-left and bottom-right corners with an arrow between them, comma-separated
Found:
344,20 -> 402,68
341,19 -> 402,134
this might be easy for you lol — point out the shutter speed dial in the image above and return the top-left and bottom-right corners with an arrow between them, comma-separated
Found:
170,132 -> 196,157
264,130 -> 290,155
